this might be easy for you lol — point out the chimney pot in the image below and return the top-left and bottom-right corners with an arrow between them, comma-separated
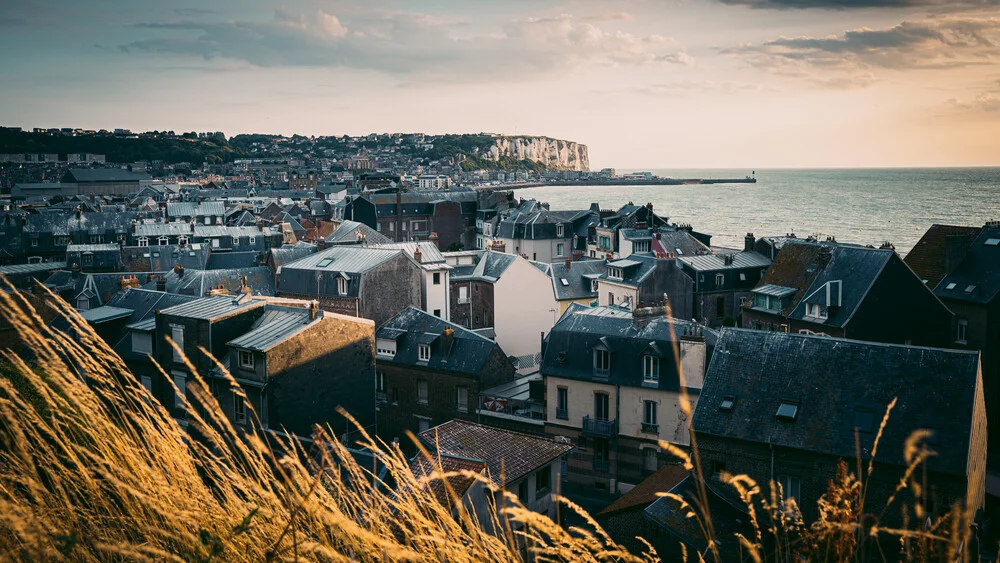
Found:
565,257 -> 571,269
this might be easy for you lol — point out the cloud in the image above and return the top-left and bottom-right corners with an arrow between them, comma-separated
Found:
949,84 -> 1000,111
723,17 -> 1000,86
118,9 -> 692,80
714,0 -> 998,10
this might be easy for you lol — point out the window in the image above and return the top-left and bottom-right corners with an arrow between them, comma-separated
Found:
591,279 -> 599,292
432,272 -> 441,285
131,332 -> 152,355
805,303 -> 827,319
776,401 -> 799,421
715,273 -> 724,286
90,235 -> 104,244
518,479 -> 529,504
54,236 -> 69,246
945,282 -> 957,290
234,394 -> 246,423
30,239 -> 38,247
137,237 -> 149,247
720,396 -> 736,412
417,380 -> 428,404
633,241 -> 650,253
594,349 -> 610,376
594,438 -> 609,463
456,386 -> 469,412
389,222 -> 395,232
433,309 -> 441,317
204,216 -> 211,225
418,344 -> 431,362
535,465 -> 552,498
556,243 -> 564,257
556,387 -> 568,419
158,236 -> 169,245
82,253 -> 93,265
716,296 -> 725,317
608,292 -> 614,305
140,375 -> 153,393
642,400 -> 658,433
985,238 -> 1000,246
238,350 -> 254,369
643,448 -> 658,472
594,393 -> 610,421
232,236 -> 239,247
458,285 -> 469,304
212,238 -> 220,248
317,258 -> 333,268
337,277 -> 348,296
376,372 -> 386,392
172,371 -> 186,409
401,222 -> 407,231
964,285 -> 977,294
177,235 -> 188,246
643,355 -> 659,383
608,267 -> 622,279
956,318 -> 968,343
777,475 -> 801,503
755,293 -> 778,311
170,325 -> 185,362
417,417 -> 430,433
739,272 -> 747,281
248,236 -> 256,245
556,224 -> 565,237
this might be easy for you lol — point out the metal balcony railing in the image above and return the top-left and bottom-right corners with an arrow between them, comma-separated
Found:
582,415 -> 617,437
641,422 -> 659,434
593,367 -> 610,379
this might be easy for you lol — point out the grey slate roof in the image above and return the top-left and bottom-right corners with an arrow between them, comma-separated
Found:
22,210 -> 142,236
135,223 -> 194,237
693,329 -> 981,476
277,245 -> 406,297
373,241 -> 445,264
206,251 -> 261,270
166,201 -> 226,218
376,307 -> 501,375
934,225 -> 1000,305
447,250 -> 517,282
268,242 -> 317,269
324,219 -> 392,245
678,251 -> 771,272
106,288 -> 200,326
548,259 -> 605,301
0,261 -> 67,275
541,303 -> 717,390
228,305 -> 316,352
159,295 -> 264,321
146,244 -> 211,271
79,305 -> 134,323
143,266 -> 276,297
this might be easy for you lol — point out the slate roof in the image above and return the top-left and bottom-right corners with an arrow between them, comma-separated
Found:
146,244 -> 211,271
206,251 -> 261,270
548,259 -> 605,301
679,251 -> 771,272
598,253 -> 660,286
62,169 -> 150,183
750,241 -> 895,327
21,210 -> 142,236
158,295 -> 264,321
166,201 -> 226,218
79,305 -> 134,323
228,305 -> 316,352
277,246 -> 406,297
541,304 -> 717,390
194,225 -> 267,239
933,225 -> 1000,305
134,223 -> 194,237
904,224 -> 981,289
106,288 -> 198,327
418,419 -> 572,486
376,307 -> 501,375
693,329 -> 981,476
495,208 -> 574,240
447,250 -> 517,283
268,242 -> 317,269
0,261 -> 67,275
373,241 -> 445,264
324,219 -> 392,245
643,475 -> 753,562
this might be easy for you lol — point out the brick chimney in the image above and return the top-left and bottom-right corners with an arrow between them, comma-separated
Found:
441,326 -> 455,361
429,232 -> 440,249
744,232 -> 755,252
632,304 -> 668,327
565,257 -> 571,269
240,275 -> 251,295
174,264 -> 184,278
119,274 -> 139,290
414,246 -> 422,264
309,300 -> 320,321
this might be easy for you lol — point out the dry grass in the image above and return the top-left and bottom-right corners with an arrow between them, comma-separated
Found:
0,282 -> 977,562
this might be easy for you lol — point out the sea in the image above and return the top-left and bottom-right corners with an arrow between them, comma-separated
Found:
511,167 -> 1000,256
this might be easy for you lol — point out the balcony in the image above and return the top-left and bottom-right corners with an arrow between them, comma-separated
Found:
641,422 -> 659,434
375,391 -> 387,405
582,415 -> 617,437
593,367 -> 610,379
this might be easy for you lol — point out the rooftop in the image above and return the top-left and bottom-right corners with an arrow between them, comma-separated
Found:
158,295 -> 263,321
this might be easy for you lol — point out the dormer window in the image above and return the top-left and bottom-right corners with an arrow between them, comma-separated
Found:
337,277 -> 348,296
643,355 -> 659,383
238,350 -> 254,369
776,401 -> 799,421
593,348 -> 610,377
715,273 -> 724,286
418,344 -> 431,362
805,303 -> 827,319
556,224 -> 565,237
137,237 -> 149,247
608,267 -> 622,280
591,279 -> 599,292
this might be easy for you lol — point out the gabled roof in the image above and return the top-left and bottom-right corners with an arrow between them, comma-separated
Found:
376,307 -> 501,375
903,224 -> 981,289
228,305 -> 316,352
324,219 -> 392,245
693,329 -> 981,477
418,419 -> 572,486
409,453 -> 487,509
158,295 -> 263,321
446,250 -> 517,283
79,305 -> 134,323
206,251 -> 261,270
933,225 -> 1000,305
146,244 -> 211,271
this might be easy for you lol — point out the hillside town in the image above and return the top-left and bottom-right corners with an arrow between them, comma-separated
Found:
1,143 -> 998,559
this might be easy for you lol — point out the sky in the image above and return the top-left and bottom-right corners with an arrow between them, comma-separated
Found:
0,0 -> 998,168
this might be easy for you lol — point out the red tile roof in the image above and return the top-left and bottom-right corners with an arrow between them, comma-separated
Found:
409,453 -> 487,508
597,465 -> 689,518
419,420 -> 572,486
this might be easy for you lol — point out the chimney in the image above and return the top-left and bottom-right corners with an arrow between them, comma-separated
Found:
174,264 -> 184,278
119,274 -> 139,290
414,246 -> 423,264
240,276 -> 251,295
632,304 -> 667,327
724,254 -> 734,266
71,262 -> 80,274
944,234 -> 969,274
190,221 -> 195,232
441,326 -> 455,361
309,300 -> 319,321
156,276 -> 166,292
646,202 -> 653,217
565,257 -> 571,270
429,232 -> 439,249
744,232 -> 755,252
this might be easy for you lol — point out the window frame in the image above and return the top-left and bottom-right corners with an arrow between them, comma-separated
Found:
456,386 -> 469,412
417,379 -> 429,404
234,393 -> 247,423
418,344 -> 431,362
643,355 -> 659,383
238,350 -> 254,369
956,318 -> 968,344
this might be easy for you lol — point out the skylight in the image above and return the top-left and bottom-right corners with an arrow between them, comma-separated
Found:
317,258 -> 334,268
964,285 -> 977,294
945,282 -> 957,290
719,396 -> 736,412
675,248 -> 683,255
560,278 -> 569,286
985,238 -> 1000,246
776,401 -> 799,421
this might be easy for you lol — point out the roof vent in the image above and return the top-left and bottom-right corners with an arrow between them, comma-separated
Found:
720,396 -> 736,412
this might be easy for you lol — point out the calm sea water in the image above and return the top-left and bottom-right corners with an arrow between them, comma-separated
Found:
511,168 -> 1000,256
